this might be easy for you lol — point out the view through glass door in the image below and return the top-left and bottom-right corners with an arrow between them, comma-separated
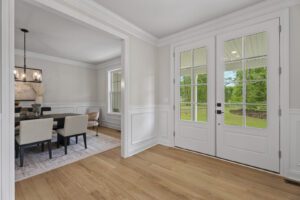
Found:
216,19 -> 280,172
175,19 -> 280,172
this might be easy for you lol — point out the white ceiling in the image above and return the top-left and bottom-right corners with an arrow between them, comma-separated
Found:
94,0 -> 265,38
15,0 -> 122,64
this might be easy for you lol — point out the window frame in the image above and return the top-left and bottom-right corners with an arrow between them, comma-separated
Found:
107,68 -> 122,115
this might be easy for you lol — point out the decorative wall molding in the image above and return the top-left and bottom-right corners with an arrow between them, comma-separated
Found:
286,108 -> 300,182
15,49 -> 97,69
127,106 -> 159,156
158,0 -> 300,46
157,105 -> 173,147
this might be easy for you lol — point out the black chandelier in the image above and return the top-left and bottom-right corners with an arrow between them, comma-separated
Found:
14,28 -> 42,83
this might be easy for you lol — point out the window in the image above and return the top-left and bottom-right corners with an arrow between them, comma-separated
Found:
180,47 -> 208,122
108,69 -> 122,114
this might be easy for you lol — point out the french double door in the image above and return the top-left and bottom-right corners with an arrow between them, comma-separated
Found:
174,19 -> 280,172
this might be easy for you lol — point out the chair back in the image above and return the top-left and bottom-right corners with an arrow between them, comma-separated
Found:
64,115 -> 88,136
15,107 -> 22,113
19,118 -> 54,145
87,112 -> 100,121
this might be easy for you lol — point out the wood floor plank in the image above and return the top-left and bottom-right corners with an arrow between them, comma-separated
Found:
16,128 -> 300,200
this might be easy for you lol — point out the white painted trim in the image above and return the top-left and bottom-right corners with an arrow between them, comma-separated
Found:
167,8 -> 290,178
279,9 -> 290,178
169,44 -> 175,147
96,57 -> 122,70
23,0 -> 158,45
20,0 -> 130,158
159,0 -> 300,46
2,1 -> 131,199
15,49 -> 97,69
1,0 -> 15,199
77,0 -> 158,45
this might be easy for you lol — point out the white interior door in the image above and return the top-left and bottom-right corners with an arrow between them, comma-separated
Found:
216,19 -> 280,172
174,38 -> 215,156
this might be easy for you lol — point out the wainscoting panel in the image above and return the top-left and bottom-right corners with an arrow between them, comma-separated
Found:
127,106 -> 158,156
99,104 -> 121,130
287,109 -> 300,182
157,105 -> 173,146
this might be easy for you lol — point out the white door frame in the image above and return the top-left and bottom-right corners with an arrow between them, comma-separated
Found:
1,0 -> 131,199
169,9 -> 290,176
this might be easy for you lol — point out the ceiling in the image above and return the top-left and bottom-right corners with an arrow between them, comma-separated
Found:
15,0 -> 122,65
94,0 -> 265,38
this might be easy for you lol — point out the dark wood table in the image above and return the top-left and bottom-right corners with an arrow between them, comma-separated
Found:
15,113 -> 80,129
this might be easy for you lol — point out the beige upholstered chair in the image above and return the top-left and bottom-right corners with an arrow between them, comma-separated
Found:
15,118 -> 54,167
57,115 -> 88,155
87,111 -> 100,136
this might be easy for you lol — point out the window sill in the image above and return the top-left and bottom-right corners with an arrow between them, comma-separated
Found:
107,112 -> 121,116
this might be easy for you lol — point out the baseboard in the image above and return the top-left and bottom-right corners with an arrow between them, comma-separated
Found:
101,121 -> 121,131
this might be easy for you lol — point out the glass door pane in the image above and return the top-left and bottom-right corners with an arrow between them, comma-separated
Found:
223,32 -> 268,128
179,47 -> 208,122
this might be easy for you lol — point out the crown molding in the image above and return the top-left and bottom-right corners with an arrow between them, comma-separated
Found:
96,56 -> 122,70
158,0 -> 300,46
15,49 -> 98,69
24,0 -> 158,46
81,0 -> 158,45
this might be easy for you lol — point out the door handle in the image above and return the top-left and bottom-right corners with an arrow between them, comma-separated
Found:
216,110 -> 224,114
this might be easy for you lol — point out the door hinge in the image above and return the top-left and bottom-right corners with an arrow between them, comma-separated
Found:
278,108 -> 282,116
279,67 -> 282,75
279,108 -> 282,116
173,78 -> 175,84
279,150 -> 282,159
173,131 -> 176,136
173,52 -> 175,58
173,105 -> 175,111
279,25 -> 282,33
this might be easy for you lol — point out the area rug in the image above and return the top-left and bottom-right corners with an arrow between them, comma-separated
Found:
15,130 -> 120,181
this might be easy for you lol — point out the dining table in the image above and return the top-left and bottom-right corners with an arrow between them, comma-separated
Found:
15,113 -> 80,128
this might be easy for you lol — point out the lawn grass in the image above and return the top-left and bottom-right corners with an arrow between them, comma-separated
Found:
180,105 -> 267,128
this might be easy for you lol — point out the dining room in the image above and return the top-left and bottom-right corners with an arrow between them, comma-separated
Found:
14,0 -> 123,181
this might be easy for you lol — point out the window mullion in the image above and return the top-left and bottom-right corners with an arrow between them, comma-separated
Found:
242,36 -> 246,127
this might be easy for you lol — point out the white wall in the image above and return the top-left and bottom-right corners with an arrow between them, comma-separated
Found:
126,36 -> 159,155
96,57 -> 122,130
15,54 -> 98,105
290,5 -> 300,109
14,54 -> 104,116
286,4 -> 300,182
129,36 -> 158,106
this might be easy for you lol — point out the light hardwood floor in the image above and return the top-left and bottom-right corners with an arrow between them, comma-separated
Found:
16,129 -> 299,200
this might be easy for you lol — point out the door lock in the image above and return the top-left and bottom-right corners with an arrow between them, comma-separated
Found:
216,110 -> 224,114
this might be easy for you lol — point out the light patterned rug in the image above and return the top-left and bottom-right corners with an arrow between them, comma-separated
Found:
15,130 -> 120,181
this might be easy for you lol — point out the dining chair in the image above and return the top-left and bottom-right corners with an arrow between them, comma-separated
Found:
57,115 -> 88,155
15,118 -> 54,167
87,111 -> 100,137
15,107 -> 22,131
